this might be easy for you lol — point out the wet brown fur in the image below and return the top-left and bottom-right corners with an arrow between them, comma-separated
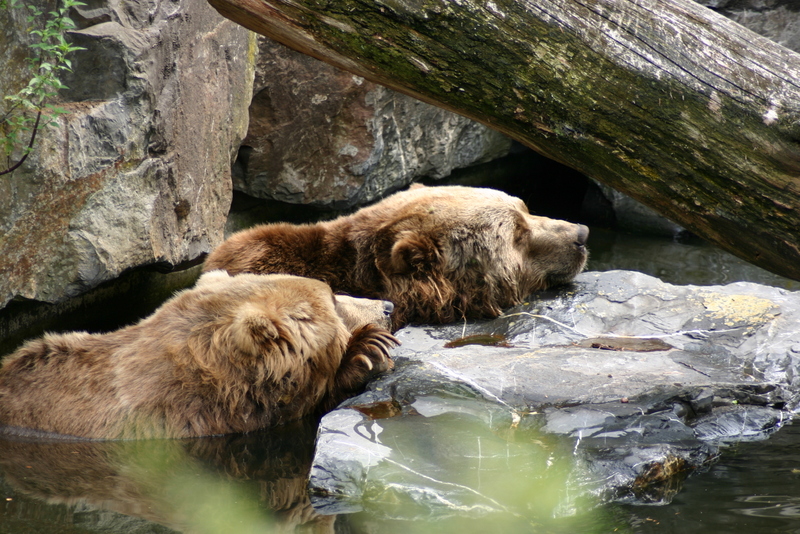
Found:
204,185 -> 589,328
0,272 -> 397,440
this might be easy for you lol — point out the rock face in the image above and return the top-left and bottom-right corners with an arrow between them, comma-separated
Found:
233,36 -> 512,209
309,270 -> 800,519
0,0 -> 254,310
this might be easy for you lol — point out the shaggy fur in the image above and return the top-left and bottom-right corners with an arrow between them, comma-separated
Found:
0,272 -> 397,440
204,185 -> 589,328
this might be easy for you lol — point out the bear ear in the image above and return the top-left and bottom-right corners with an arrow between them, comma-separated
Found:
228,303 -> 281,355
196,269 -> 231,288
382,231 -> 442,275
513,210 -> 532,246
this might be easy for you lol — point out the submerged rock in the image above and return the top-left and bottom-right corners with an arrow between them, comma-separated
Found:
309,270 -> 800,519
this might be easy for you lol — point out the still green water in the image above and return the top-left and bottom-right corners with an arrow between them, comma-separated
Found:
0,229 -> 798,533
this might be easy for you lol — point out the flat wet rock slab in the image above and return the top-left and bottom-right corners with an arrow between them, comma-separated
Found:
310,270 -> 800,520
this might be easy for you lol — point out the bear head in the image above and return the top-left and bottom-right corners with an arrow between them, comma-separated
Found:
361,185 -> 588,325
189,272 -> 394,382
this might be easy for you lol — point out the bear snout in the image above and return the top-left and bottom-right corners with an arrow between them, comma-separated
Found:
334,294 -> 395,331
575,224 -> 589,248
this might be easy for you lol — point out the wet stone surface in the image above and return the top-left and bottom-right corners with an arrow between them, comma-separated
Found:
309,270 -> 800,518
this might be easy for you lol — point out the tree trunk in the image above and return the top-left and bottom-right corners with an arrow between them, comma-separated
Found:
208,0 -> 800,282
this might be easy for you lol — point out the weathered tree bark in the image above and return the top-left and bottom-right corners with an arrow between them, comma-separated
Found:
208,0 -> 800,281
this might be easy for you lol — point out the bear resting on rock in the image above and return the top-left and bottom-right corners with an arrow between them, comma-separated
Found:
0,272 -> 397,440
204,185 -> 589,328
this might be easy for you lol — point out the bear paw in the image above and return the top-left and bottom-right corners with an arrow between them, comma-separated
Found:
335,324 -> 399,394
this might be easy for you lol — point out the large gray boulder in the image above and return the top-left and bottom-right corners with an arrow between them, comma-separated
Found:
0,0 -> 253,310
233,36 -> 512,209
309,270 -> 800,519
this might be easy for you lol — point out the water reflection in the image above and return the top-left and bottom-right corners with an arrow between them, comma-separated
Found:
622,420 -> 800,533
736,495 -> 800,519
0,419 -> 332,534
0,409 -> 624,534
587,228 -> 800,290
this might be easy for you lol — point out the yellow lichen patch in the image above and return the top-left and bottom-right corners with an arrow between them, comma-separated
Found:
699,292 -> 779,327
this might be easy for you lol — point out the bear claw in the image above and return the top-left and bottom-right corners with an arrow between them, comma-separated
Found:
336,324 -> 400,392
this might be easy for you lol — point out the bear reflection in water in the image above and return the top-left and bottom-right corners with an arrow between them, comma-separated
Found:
0,272 -> 397,440
0,419 -> 334,532
205,184 -> 589,328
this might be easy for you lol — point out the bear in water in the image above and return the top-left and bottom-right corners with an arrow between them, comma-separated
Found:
0,272 -> 397,439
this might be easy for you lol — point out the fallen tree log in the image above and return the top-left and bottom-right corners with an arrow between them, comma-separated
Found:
208,0 -> 800,281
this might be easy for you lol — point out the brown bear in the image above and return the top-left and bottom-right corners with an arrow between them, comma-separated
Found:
0,271 -> 398,440
204,184 -> 589,328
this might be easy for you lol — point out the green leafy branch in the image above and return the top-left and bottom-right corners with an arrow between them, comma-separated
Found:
1,0 -> 86,175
